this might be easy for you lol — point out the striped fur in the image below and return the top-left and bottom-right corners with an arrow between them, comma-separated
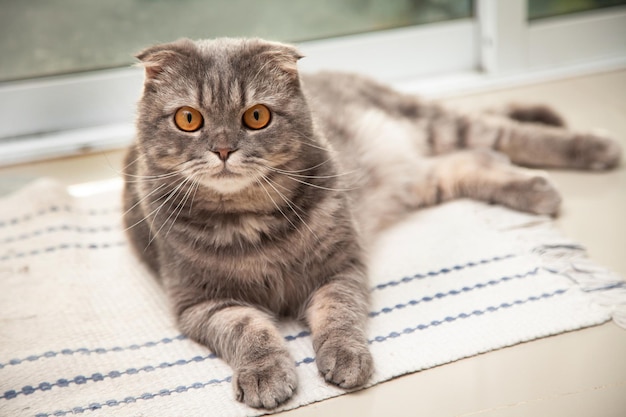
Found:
123,38 -> 621,409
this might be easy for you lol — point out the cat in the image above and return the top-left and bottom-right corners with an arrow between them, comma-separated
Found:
122,37 -> 622,409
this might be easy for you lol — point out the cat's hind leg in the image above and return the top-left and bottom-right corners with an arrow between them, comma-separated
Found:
424,149 -> 562,215
485,117 -> 620,170
427,109 -> 621,170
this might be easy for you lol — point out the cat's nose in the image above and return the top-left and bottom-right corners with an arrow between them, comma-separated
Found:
212,147 -> 237,162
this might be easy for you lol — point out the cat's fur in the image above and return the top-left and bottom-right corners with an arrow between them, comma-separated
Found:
123,38 -> 621,409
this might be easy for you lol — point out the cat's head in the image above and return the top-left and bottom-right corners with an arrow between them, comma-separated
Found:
135,38 -> 317,194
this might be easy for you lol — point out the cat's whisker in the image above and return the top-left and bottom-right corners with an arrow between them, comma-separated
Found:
253,175 -> 301,236
102,150 -> 141,178
258,171 -> 317,239
248,156 -> 336,175
264,175 -> 295,195
286,133 -> 333,152
123,162 -> 207,236
188,174 -> 202,215
119,152 -> 144,171
121,181 -> 168,219
261,163 -> 360,180
165,173 -> 202,238
249,159 -> 360,192
116,159 -> 189,182
278,158 -> 334,174
254,179 -> 292,233
291,129 -> 340,152
122,173 -> 183,183
148,174 -> 198,246
281,174 -> 361,192
122,178 -> 186,233
139,175 -> 192,244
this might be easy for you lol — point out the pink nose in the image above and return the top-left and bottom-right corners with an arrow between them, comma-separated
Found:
213,148 -> 237,161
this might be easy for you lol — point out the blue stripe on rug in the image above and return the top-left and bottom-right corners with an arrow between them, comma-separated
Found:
0,254 -> 522,369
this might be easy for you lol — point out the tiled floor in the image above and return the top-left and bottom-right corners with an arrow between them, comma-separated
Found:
0,70 -> 625,416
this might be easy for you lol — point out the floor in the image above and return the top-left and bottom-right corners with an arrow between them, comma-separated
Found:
0,70 -> 625,416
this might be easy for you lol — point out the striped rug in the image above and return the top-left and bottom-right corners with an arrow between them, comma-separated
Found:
1,178 -> 625,417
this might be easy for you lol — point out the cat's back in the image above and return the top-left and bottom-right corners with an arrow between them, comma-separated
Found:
300,72 -> 433,238
300,72 -> 429,162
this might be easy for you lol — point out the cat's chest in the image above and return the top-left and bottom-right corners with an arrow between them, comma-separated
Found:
176,213 -> 312,314
197,213 -> 275,247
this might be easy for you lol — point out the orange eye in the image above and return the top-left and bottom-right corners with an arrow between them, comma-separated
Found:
243,104 -> 271,130
174,106 -> 203,132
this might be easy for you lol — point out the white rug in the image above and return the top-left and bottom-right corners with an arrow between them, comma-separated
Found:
1,178 -> 625,417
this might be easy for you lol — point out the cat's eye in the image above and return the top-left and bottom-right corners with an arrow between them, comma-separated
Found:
243,104 -> 271,130
174,106 -> 204,132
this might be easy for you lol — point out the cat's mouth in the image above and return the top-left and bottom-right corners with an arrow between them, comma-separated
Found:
213,165 -> 240,178
196,163 -> 257,194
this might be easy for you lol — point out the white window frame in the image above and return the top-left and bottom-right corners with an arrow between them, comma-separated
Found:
0,0 -> 625,166
478,0 -> 626,74
403,1 -> 626,96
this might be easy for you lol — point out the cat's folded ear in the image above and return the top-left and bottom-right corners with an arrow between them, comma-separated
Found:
135,38 -> 196,82
259,41 -> 304,81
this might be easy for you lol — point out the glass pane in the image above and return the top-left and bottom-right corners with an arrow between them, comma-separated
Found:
0,0 -> 472,82
528,0 -> 626,20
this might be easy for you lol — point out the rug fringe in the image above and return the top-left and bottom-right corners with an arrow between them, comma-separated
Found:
533,244 -> 626,329
476,204 -> 626,329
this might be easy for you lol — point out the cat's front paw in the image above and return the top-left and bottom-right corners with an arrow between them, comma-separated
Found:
501,175 -> 562,216
234,350 -> 297,409
316,335 -> 373,389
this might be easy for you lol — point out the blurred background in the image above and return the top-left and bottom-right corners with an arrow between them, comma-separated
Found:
3,0 -> 472,81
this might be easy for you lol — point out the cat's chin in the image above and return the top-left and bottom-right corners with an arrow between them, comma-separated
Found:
199,175 -> 255,195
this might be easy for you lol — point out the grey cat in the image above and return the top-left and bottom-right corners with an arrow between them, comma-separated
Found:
122,37 -> 621,409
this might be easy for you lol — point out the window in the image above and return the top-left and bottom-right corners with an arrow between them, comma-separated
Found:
0,0 -> 473,82
528,0 -> 626,20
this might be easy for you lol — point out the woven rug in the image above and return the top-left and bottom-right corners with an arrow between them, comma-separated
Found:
1,178 -> 625,417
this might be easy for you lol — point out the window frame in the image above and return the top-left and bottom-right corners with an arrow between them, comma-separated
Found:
478,0 -> 626,74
